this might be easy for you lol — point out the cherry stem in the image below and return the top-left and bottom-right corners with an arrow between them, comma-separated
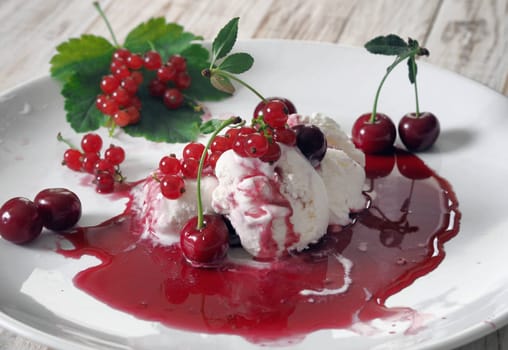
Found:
195,116 -> 243,230
410,58 -> 421,117
56,132 -> 77,149
214,69 -> 266,102
370,46 -> 422,124
93,1 -> 120,47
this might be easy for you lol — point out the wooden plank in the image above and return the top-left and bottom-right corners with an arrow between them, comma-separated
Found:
425,0 -> 508,94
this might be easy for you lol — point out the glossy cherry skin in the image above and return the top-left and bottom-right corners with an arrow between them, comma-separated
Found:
0,197 -> 43,244
180,215 -> 229,267
253,97 -> 297,119
293,125 -> 327,167
34,188 -> 82,231
351,113 -> 396,154
398,112 -> 440,151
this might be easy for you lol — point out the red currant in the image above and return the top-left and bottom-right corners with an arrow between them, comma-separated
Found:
112,64 -> 131,80
160,174 -> 186,199
94,159 -> 115,175
63,149 -> 83,171
105,145 -> 125,166
149,79 -> 166,97
125,106 -> 140,124
169,55 -> 187,72
126,53 -> 143,70
81,152 -> 100,173
113,48 -> 131,60
244,133 -> 269,158
273,127 -> 296,146
97,96 -> 119,116
260,142 -> 281,163
208,151 -> 222,169
95,171 -> 115,194
113,110 -> 131,127
143,51 -> 162,70
121,76 -> 139,95
263,100 -> 288,128
157,64 -> 176,83
181,158 -> 200,179
211,135 -> 232,153
163,88 -> 184,109
81,133 -> 103,153
183,142 -> 206,161
159,155 -> 181,175
112,87 -> 131,106
175,72 -> 191,90
130,71 -> 144,85
100,75 -> 120,94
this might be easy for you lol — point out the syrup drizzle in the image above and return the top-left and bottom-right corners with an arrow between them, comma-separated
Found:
57,149 -> 460,344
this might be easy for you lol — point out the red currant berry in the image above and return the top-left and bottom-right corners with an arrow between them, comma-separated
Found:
0,197 -> 43,244
157,64 -> 176,83
97,97 -> 119,116
121,76 -> 139,95
113,110 -> 131,127
63,149 -> 83,171
160,174 -> 186,199
143,51 -> 162,70
175,72 -> 191,90
159,155 -> 181,175
110,58 -> 125,73
112,87 -> 131,106
244,133 -> 269,158
34,188 -> 81,231
163,88 -> 184,109
254,97 -> 297,118
208,151 -> 222,169
260,142 -> 281,163
81,152 -> 100,174
113,48 -> 131,60
126,53 -> 143,70
183,142 -> 206,161
181,158 -> 200,179
263,100 -> 289,128
100,75 -> 120,94
125,106 -> 141,124
351,113 -> 396,154
130,71 -> 143,85
149,79 -> 166,97
112,65 -> 131,80
225,128 -> 240,141
129,96 -> 142,111
169,55 -> 187,72
104,145 -> 125,166
211,135 -> 232,153
81,133 -> 103,153
273,127 -> 296,146
94,159 -> 115,175
232,134 -> 248,157
95,171 -> 115,194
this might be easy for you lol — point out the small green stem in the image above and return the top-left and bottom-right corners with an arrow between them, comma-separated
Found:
410,58 -> 420,117
214,69 -> 266,102
56,132 -> 77,149
93,2 -> 120,47
196,116 -> 242,230
370,46 -> 422,123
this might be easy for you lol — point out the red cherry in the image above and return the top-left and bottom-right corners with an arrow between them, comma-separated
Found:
180,214 -> 229,267
253,97 -> 297,118
351,113 -> 396,154
34,188 -> 81,231
398,112 -> 440,152
0,197 -> 43,244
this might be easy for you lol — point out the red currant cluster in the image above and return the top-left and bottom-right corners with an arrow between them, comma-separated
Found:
96,48 -> 144,127
61,133 -> 125,194
154,142 -> 210,200
148,54 -> 191,110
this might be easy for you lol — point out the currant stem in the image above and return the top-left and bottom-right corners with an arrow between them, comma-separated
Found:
196,116 -> 243,230
56,132 -> 77,149
214,69 -> 266,102
93,2 -> 120,47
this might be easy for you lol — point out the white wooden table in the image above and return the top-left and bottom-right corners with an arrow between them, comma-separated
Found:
0,1 -> 507,349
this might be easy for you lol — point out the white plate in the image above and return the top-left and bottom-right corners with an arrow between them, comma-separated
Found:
0,40 -> 507,350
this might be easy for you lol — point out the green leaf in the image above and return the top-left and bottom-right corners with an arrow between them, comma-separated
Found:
123,90 -> 201,142
210,74 -> 235,94
407,56 -> 417,84
50,34 -> 114,83
211,17 -> 239,63
61,72 -> 108,132
199,119 -> 224,134
364,34 -> 409,56
218,52 -> 254,74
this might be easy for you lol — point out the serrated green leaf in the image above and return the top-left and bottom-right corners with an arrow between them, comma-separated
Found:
210,74 -> 235,94
407,56 -> 417,84
218,52 -> 254,74
123,90 -> 201,142
50,35 -> 114,83
211,17 -> 239,63
199,119 -> 224,134
365,34 -> 409,56
61,72 -> 108,132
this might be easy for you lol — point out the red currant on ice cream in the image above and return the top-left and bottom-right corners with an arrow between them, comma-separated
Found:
253,97 -> 297,119
34,188 -> 82,231
0,197 -> 43,244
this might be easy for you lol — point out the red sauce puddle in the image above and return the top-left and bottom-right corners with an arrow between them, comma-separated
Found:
57,149 -> 460,344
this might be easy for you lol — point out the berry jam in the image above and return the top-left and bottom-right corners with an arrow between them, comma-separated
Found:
56,148 -> 460,344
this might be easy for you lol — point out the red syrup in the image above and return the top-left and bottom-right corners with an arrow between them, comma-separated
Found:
56,148 -> 460,344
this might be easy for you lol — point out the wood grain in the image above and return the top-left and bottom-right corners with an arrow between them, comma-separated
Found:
0,1 -> 507,350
